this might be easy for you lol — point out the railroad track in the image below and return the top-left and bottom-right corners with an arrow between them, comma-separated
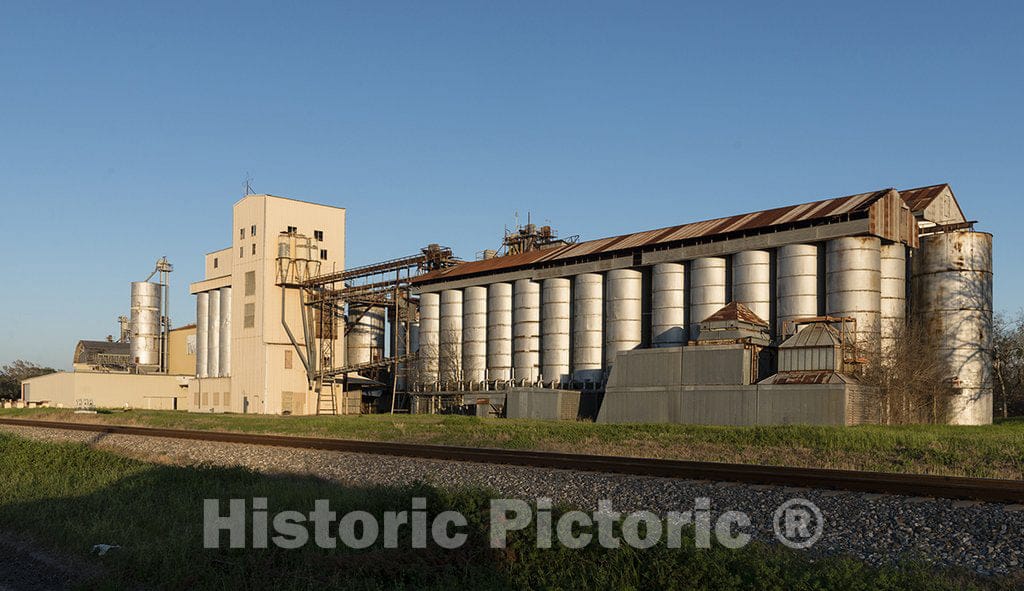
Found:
2,417 -> 1022,503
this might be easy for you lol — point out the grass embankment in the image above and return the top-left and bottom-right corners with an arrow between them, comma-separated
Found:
0,432 -> 1012,590
2,408 -> 1023,479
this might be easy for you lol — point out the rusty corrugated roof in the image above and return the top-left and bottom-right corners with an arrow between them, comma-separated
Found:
415,184 -> 941,286
899,184 -> 949,214
702,302 -> 769,327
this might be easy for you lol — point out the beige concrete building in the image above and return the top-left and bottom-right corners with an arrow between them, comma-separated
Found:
188,194 -> 345,414
167,324 -> 197,376
21,372 -> 189,410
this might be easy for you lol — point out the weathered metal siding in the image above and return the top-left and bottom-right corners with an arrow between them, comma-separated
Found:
573,273 -> 603,382
651,263 -> 687,347
605,269 -> 642,368
826,237 -> 881,352
541,278 -> 571,384
776,244 -> 818,337
462,286 -> 487,383
731,250 -> 771,325
689,257 -> 727,338
486,283 -> 513,381
130,281 -> 163,370
911,231 -> 993,425
513,279 -> 541,382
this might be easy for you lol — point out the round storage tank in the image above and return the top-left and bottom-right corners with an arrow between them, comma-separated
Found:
689,257 -> 726,338
417,293 -> 440,387
541,278 -> 571,384
207,289 -> 220,377
605,269 -> 642,367
462,286 -> 487,383
513,279 -> 541,383
195,291 -> 209,378
130,281 -> 162,370
573,273 -> 603,382
439,290 -> 464,385
880,243 -> 906,355
486,283 -> 513,381
219,287 -> 232,377
732,250 -> 771,326
777,244 -> 819,337
652,263 -> 686,347
826,236 -> 881,354
911,231 -> 993,425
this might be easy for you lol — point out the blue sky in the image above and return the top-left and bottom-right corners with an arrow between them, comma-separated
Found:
1,1 -> 1021,369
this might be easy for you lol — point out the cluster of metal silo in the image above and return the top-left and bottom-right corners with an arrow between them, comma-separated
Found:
194,287 -> 231,378
413,232 -> 993,421
911,231 -> 993,425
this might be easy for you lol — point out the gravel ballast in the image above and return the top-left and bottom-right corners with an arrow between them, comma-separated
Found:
2,424 -> 1022,577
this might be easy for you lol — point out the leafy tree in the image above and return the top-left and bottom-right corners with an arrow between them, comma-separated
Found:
0,360 -> 57,400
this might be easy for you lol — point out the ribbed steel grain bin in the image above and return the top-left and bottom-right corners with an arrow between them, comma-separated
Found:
732,250 -> 771,326
541,278 -> 571,383
911,231 -> 993,425
513,279 -> 541,382
879,243 -> 906,354
652,263 -> 686,347
130,281 -> 162,369
219,287 -> 232,376
826,237 -> 881,353
439,290 -> 464,383
776,244 -> 818,337
461,286 -> 487,383
207,288 -> 221,377
486,283 -> 513,381
196,291 -> 209,378
573,273 -> 603,382
689,257 -> 726,337
605,269 -> 642,367
417,293 -> 440,385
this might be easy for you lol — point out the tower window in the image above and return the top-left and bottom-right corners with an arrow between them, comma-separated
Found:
244,303 -> 255,328
287,226 -> 297,233
320,249 -> 328,260
213,258 -> 218,269
314,230 -> 323,241
239,246 -> 243,258
252,243 -> 256,255
240,228 -> 245,239
244,271 -> 255,296
251,224 -> 257,237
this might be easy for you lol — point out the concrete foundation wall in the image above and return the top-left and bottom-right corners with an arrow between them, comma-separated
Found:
21,372 -> 189,410
505,388 -> 582,421
597,384 -> 859,426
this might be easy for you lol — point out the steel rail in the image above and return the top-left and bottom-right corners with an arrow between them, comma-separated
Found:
1,418 -> 1021,503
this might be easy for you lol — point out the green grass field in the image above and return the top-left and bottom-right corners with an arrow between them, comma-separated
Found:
0,431 -> 1014,590
2,407 -> 1023,479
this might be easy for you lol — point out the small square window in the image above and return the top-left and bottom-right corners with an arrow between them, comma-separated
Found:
239,246 -> 244,258
314,230 -> 323,241
251,224 -> 257,237
240,228 -> 245,239
252,243 -> 256,255
320,249 -> 328,260
286,226 -> 297,234
213,257 -> 218,269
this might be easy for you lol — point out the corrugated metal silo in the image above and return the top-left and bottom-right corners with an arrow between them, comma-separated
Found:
880,243 -> 906,354
207,287 -> 221,377
911,231 -> 993,425
652,263 -> 686,347
689,257 -> 727,337
219,287 -> 231,377
541,278 -> 571,383
605,269 -> 642,367
196,291 -> 209,378
826,236 -> 881,353
776,244 -> 818,337
573,273 -> 603,382
417,293 -> 440,386
486,283 -> 513,381
513,279 -> 541,382
439,290 -> 463,383
462,286 -> 487,383
732,250 -> 771,325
